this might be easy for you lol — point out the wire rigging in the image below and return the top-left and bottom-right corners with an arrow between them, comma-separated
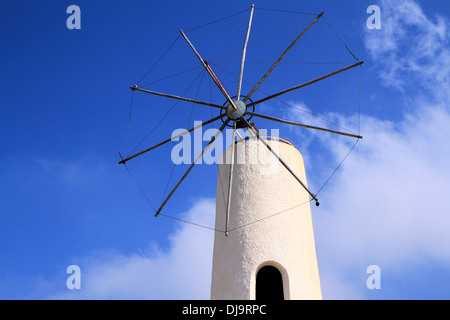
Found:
160,70 -> 207,205
358,64 -> 362,135
159,213 -> 221,232
136,34 -> 182,86
209,20 -> 311,63
316,138 -> 360,196
209,61 -> 359,136
121,5 -> 363,233
140,65 -> 202,88
255,7 -> 319,16
323,17 -> 359,61
212,61 -> 357,65
184,8 -> 250,33
126,68 -> 205,158
123,90 -> 135,156
228,199 -> 314,233
206,10 -> 248,59
121,160 -> 158,214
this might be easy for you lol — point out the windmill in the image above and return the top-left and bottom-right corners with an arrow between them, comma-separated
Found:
119,4 -> 363,300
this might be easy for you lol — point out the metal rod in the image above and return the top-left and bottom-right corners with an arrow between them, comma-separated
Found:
236,4 -> 255,100
118,114 -> 226,165
155,118 -> 231,217
247,61 -> 364,107
242,11 -> 324,103
240,117 -> 320,205
179,29 -> 237,111
246,111 -> 363,139
235,129 -> 244,140
130,86 -> 226,110
205,62 -> 237,111
225,120 -> 237,236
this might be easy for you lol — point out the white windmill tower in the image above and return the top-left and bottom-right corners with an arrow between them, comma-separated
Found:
119,4 -> 363,300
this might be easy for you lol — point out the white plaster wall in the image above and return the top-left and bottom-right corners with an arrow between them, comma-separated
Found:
210,139 -> 322,300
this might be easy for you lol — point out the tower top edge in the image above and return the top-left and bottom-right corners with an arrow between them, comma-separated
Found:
236,136 -> 294,147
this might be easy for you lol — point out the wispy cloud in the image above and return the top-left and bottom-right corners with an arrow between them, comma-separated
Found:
48,198 -> 215,300
364,0 -> 450,100
35,156 -> 108,186
16,0 -> 450,300
302,0 -> 450,299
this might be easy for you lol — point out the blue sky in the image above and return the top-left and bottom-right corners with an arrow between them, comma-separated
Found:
1,0 -> 450,300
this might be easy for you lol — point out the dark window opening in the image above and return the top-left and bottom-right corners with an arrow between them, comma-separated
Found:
256,265 -> 284,300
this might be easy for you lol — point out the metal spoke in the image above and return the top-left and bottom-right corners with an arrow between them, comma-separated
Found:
246,61 -> 364,107
242,11 -> 324,103
130,86 -> 226,110
155,118 -> 231,217
225,120 -> 237,236
240,117 -> 320,206
119,8 -> 366,221
180,29 -> 238,111
119,114 -> 226,165
246,111 -> 363,139
236,4 -> 255,101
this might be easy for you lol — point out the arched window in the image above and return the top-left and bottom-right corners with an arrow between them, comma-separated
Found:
256,265 -> 284,300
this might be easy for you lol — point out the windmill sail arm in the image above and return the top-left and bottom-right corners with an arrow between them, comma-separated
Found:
240,117 -> 319,206
236,4 -> 255,100
130,86 -> 226,110
245,111 -> 363,139
242,11 -> 324,103
246,61 -> 364,107
154,118 -> 231,217
225,120 -> 237,236
179,29 -> 238,111
119,114 -> 226,165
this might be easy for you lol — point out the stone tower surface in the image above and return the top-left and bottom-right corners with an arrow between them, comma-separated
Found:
210,138 -> 322,300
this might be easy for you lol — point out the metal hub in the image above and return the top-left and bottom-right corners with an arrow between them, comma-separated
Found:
226,100 -> 246,120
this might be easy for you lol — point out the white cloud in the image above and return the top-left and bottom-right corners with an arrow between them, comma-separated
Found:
315,105 -> 450,260
300,0 -> 450,299
364,0 -> 450,100
49,198 -> 215,300
37,0 -> 450,300
310,103 -> 450,299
